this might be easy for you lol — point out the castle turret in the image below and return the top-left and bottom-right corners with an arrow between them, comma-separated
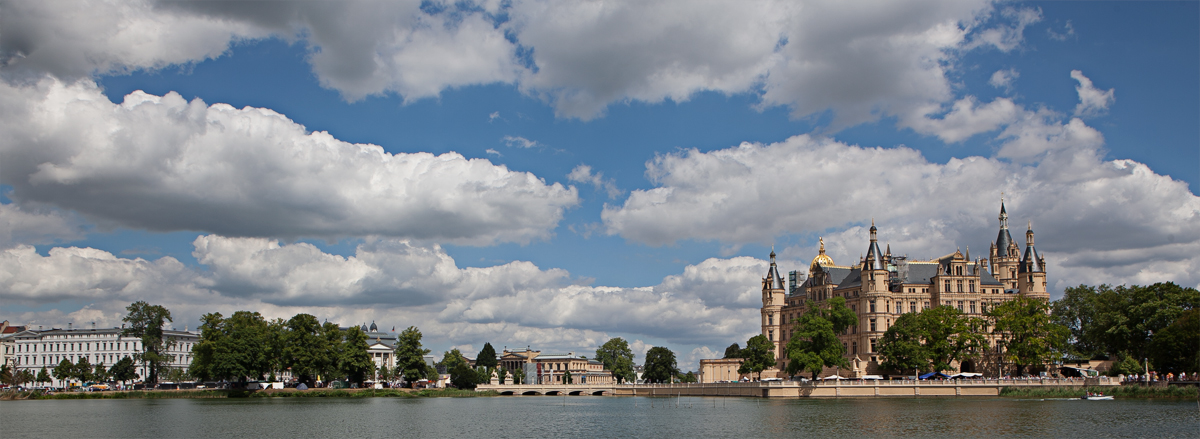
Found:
990,198 -> 1021,290
761,249 -> 786,372
1018,222 -> 1048,300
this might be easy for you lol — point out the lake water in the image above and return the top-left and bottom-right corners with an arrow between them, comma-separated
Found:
2,396 -> 1197,438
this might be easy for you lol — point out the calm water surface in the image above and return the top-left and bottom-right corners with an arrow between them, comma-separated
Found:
2,396 -> 1197,438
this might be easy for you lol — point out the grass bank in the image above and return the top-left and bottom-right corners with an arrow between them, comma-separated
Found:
1000,385 -> 1199,399
2,387 -> 498,400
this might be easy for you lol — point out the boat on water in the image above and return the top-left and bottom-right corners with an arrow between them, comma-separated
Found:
1082,393 -> 1113,400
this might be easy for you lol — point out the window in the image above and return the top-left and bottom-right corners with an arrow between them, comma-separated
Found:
970,301 -> 977,314
956,266 -> 963,276
852,342 -> 857,355
957,280 -> 963,292
870,339 -> 877,353
944,280 -> 951,291
957,301 -> 964,311
924,301 -> 930,310
769,330 -> 774,341
969,280 -> 975,292
870,319 -> 877,332
869,300 -> 876,313
768,315 -> 773,325
886,301 -> 890,313
910,302 -> 917,313
981,303 -> 989,314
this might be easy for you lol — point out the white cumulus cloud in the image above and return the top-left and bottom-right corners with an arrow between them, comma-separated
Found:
0,77 -> 578,245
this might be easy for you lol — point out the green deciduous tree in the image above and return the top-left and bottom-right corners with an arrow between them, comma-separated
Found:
878,312 -> 927,375
190,311 -> 273,384
74,356 -> 93,383
121,301 -> 176,386
596,337 -> 636,383
1054,283 -> 1199,361
990,296 -> 1069,376
393,326 -> 431,385
36,367 -> 51,386
441,349 -> 476,389
723,343 -> 742,359
282,313 -> 328,386
340,326 -> 374,386
737,334 -> 775,380
785,297 -> 856,379
642,346 -> 678,384
1147,308 -> 1199,374
878,306 -> 987,374
320,321 -> 344,383
680,371 -> 698,383
110,356 -> 138,385
52,359 -> 73,387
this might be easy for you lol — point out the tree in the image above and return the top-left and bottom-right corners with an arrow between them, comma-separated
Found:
1109,352 -> 1143,376
642,347 -> 678,384
190,311 -> 272,384
878,312 -> 928,375
121,301 -> 176,387
393,326 -> 431,385
785,297 -> 856,379
282,314 -> 328,386
596,337 -> 636,383
1147,308 -> 1199,374
990,296 -> 1069,376
1084,284 -> 1195,359
15,369 -> 33,388
340,326 -> 374,387
110,356 -> 138,386
36,367 -> 51,387
93,363 -> 111,383
74,356 -> 93,383
53,359 -> 74,387
0,364 -> 12,387
476,342 -> 498,369
680,371 -> 698,383
737,334 -> 775,380
723,343 -> 742,359
320,321 -> 344,383
1052,285 -> 1104,358
919,306 -> 987,372
440,349 -> 476,389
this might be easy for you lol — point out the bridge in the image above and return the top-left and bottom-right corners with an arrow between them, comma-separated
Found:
476,377 -> 1119,398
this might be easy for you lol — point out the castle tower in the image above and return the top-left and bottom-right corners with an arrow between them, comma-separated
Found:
761,249 -> 786,369
989,198 -> 1021,290
1018,223 -> 1049,300
862,220 -> 889,295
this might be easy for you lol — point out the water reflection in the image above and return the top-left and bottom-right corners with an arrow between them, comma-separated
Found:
1,396 -> 1195,438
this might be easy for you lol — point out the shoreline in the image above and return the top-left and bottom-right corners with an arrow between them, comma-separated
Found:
1,387 -> 499,400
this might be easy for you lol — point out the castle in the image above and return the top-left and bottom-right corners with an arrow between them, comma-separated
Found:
759,201 -> 1048,378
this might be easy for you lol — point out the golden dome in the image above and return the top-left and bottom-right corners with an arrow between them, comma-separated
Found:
810,237 -> 834,273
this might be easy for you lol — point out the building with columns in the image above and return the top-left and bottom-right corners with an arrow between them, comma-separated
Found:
760,201 -> 1048,378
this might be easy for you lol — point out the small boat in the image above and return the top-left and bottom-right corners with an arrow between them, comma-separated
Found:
1082,394 -> 1113,400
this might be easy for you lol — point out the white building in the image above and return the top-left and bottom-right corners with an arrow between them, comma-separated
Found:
7,324 -> 199,388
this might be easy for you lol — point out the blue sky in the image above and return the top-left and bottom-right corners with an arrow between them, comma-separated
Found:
1,1 -> 1197,368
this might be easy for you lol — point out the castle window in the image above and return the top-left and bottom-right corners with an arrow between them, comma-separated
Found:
956,266 -> 963,276
969,281 -> 975,292
886,301 -> 890,313
869,300 -> 876,313
910,302 -> 916,313
869,319 -> 877,332
945,281 -> 951,292
970,301 -> 977,314
924,301 -> 930,310
957,280 -> 963,292
769,330 -> 774,341
870,339 -> 877,353
852,342 -> 857,355
768,315 -> 773,325
957,301 -> 964,312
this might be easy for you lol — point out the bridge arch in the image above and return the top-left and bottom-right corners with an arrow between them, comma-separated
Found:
521,391 -> 542,396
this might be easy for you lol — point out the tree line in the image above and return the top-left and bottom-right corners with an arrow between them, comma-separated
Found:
722,282 -> 1197,379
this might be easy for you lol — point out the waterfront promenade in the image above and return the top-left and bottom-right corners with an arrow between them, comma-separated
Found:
477,377 -> 1120,398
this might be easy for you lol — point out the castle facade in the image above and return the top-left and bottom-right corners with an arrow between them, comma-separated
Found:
760,201 -> 1048,378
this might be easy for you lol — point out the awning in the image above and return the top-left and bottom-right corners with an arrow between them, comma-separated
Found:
919,372 -> 950,379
